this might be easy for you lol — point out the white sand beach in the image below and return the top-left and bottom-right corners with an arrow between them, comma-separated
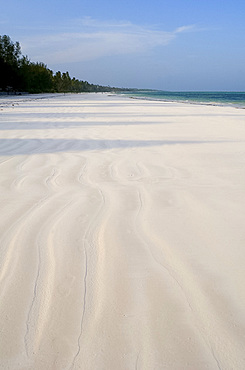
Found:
0,93 -> 245,370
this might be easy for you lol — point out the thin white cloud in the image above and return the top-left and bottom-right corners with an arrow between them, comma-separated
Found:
20,18 -> 195,64
175,25 -> 195,33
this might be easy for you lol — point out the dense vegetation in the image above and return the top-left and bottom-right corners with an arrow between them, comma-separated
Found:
0,35 -> 125,94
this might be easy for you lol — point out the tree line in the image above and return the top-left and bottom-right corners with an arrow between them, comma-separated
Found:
0,35 -> 124,94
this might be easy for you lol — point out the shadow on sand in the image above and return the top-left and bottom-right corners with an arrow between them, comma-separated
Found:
0,138 -> 236,156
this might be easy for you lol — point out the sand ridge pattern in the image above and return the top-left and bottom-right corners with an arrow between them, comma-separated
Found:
0,93 -> 245,369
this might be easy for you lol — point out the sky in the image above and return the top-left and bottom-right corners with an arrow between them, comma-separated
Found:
1,0 -> 245,90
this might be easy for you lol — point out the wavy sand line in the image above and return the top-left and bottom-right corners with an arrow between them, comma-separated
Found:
0,93 -> 245,369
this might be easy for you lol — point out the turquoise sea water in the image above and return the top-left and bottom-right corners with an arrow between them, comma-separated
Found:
121,91 -> 245,109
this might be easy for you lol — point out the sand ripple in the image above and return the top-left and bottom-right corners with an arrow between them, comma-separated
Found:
0,94 -> 245,369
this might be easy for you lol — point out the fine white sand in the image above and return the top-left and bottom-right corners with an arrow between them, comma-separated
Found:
0,93 -> 245,369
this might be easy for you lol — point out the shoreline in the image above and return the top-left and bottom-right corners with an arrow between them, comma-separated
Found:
126,95 -> 245,109
118,90 -> 245,110
1,90 -> 245,110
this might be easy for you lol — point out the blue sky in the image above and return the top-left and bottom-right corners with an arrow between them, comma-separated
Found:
1,0 -> 245,90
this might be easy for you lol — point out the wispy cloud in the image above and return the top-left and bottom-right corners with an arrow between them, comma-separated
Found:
20,18 -> 195,64
175,25 -> 195,33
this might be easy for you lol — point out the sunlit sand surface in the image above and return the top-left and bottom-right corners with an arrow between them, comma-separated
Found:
1,93 -> 245,369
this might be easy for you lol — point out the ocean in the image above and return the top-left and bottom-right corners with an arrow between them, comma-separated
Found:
120,90 -> 245,109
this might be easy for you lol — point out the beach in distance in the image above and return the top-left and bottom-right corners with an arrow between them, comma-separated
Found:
1,92 -> 245,369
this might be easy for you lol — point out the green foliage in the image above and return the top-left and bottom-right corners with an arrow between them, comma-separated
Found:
0,35 -> 21,66
0,35 -> 126,94
0,35 -> 22,90
18,57 -> 54,93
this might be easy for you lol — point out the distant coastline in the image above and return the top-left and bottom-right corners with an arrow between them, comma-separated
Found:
0,35 -> 135,95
